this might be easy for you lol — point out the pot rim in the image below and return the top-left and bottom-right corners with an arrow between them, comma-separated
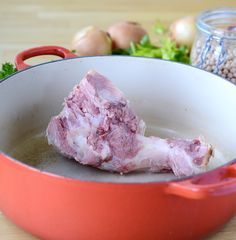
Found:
1,55 -> 236,184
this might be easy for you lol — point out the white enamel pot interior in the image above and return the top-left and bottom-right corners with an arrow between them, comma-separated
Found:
0,56 -> 236,183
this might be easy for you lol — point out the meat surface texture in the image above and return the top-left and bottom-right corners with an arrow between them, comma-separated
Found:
46,70 -> 212,177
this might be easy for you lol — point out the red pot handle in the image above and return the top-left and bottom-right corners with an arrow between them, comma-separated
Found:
166,162 -> 236,200
15,46 -> 77,71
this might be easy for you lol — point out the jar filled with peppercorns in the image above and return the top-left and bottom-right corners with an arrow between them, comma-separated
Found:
191,7 -> 236,83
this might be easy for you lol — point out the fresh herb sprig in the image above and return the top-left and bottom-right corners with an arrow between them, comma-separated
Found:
153,21 -> 167,35
0,62 -> 17,80
112,35 -> 190,64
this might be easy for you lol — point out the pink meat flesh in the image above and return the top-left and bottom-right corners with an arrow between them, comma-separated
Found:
46,70 -> 212,177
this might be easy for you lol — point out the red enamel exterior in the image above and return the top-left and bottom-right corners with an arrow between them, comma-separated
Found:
0,46 -> 236,240
15,45 -> 77,70
1,154 -> 236,240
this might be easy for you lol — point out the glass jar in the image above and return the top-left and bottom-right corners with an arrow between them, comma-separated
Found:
191,7 -> 236,83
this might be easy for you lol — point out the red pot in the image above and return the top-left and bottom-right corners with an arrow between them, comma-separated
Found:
0,46 -> 236,240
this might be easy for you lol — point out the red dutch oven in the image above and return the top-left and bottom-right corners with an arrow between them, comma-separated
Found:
0,46 -> 236,240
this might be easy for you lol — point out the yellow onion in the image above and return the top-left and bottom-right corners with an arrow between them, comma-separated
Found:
170,16 -> 196,48
108,21 -> 147,49
72,26 -> 112,56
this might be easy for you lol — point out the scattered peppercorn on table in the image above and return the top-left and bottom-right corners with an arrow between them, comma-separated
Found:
1,0 -> 236,239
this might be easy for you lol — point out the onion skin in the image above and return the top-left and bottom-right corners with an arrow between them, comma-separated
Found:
71,26 -> 112,56
108,21 -> 147,49
169,16 -> 196,48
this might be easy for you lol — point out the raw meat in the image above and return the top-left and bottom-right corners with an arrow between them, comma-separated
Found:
46,70 -> 212,177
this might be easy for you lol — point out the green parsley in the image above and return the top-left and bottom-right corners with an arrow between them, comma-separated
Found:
112,35 -> 190,64
153,21 -> 167,35
0,62 -> 17,80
